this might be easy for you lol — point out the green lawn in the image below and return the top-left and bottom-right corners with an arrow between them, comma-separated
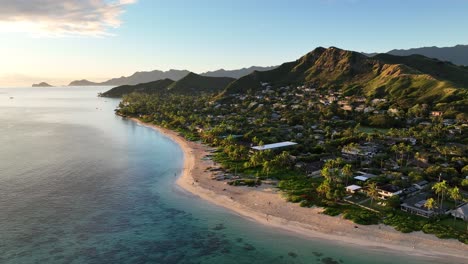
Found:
344,194 -> 368,204
360,199 -> 387,211
439,218 -> 468,232
358,126 -> 390,134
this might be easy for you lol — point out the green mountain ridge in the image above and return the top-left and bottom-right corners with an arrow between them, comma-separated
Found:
222,47 -> 468,109
166,72 -> 235,94
101,73 -> 235,97
100,78 -> 175,98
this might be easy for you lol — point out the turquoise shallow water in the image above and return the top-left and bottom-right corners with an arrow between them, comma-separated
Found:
0,87 -> 459,264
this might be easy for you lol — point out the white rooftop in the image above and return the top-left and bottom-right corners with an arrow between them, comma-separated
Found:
251,141 -> 298,151
346,185 -> 362,191
354,176 -> 370,181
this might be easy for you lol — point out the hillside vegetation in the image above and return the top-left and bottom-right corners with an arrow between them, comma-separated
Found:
222,47 -> 468,108
101,73 -> 235,97
167,72 -> 235,94
100,79 -> 175,98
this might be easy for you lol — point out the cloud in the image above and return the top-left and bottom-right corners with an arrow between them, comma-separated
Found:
0,0 -> 136,37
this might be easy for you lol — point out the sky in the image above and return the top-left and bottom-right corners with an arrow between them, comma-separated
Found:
0,0 -> 468,87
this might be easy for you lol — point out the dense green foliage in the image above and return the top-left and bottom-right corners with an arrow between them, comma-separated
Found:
101,72 -> 234,98
383,211 -> 427,233
322,205 -> 380,225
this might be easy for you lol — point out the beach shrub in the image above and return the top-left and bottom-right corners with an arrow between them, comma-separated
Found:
286,195 -> 304,203
228,179 -> 260,187
299,200 -> 314,207
228,180 -> 243,186
244,179 -> 260,187
422,223 -> 456,239
343,209 -> 380,225
383,212 -> 426,233
322,207 -> 342,216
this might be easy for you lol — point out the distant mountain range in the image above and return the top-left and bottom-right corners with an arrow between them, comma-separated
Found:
32,82 -> 53,87
201,66 -> 277,78
69,66 -> 275,87
100,73 -> 235,97
364,45 -> 468,66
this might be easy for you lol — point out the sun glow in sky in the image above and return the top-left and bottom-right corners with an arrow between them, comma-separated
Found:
1,0 -> 467,87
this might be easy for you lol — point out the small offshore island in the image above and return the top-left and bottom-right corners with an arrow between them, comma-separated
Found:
32,82 -> 53,87
104,47 -> 468,261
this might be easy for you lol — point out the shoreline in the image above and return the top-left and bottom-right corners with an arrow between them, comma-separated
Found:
129,117 -> 468,263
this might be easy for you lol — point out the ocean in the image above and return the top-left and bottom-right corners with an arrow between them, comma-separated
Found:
0,86 -> 456,264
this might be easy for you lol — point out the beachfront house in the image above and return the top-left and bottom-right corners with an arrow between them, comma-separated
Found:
377,184 -> 402,200
401,200 -> 436,218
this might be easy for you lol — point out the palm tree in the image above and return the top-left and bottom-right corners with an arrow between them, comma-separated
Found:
262,161 -> 272,177
343,142 -> 359,154
424,198 -> 437,212
222,134 -> 235,146
405,144 -> 412,167
450,187 -> 462,222
390,144 -> 399,163
432,180 -> 448,213
367,182 -> 379,207
341,164 -> 353,186
272,151 -> 291,168
317,179 -> 331,198
391,143 -> 409,166
450,187 -> 462,208
436,145 -> 450,162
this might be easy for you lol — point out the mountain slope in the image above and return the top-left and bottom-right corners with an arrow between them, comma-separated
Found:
100,79 -> 175,98
220,50 -> 324,95
167,72 -> 235,94
222,47 -> 468,107
101,73 -> 236,97
201,66 -> 277,78
373,53 -> 468,87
